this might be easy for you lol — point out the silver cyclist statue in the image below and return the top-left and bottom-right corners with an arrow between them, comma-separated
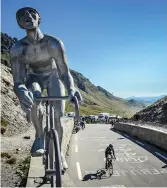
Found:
10,7 -> 82,172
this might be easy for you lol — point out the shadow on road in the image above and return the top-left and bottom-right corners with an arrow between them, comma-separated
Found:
162,164 -> 167,168
110,128 -> 167,168
82,169 -> 112,181
117,137 -> 126,140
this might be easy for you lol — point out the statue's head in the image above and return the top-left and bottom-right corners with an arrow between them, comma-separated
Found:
16,7 -> 41,30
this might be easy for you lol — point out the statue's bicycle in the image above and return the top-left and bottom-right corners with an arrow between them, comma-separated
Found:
28,85 -> 79,187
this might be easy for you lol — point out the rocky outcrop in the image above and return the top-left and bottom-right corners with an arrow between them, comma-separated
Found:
1,32 -> 17,53
1,64 -> 31,136
132,96 -> 167,125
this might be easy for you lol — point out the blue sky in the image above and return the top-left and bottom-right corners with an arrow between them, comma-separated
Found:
1,0 -> 167,98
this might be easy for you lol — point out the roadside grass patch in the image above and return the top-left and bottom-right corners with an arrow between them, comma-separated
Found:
6,157 -> 17,164
17,156 -> 31,187
1,118 -> 8,135
1,152 -> 17,164
1,152 -> 11,159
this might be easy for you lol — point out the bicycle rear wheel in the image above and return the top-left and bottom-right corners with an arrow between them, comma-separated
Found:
108,161 -> 113,176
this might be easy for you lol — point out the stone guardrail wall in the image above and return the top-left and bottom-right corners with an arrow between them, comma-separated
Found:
26,117 -> 75,187
61,117 -> 74,156
114,123 -> 167,151
61,117 -> 75,187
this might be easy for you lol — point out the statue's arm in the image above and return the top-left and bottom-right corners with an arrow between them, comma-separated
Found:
10,43 -> 27,97
50,38 -> 75,93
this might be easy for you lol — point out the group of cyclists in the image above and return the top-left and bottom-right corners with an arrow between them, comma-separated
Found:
82,115 -> 120,124
73,117 -> 86,133
77,117 -> 86,130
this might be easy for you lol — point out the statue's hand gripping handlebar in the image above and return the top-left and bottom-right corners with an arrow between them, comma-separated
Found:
27,96 -> 80,122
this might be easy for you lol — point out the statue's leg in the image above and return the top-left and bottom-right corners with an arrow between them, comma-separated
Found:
26,76 -> 44,155
47,73 -> 68,170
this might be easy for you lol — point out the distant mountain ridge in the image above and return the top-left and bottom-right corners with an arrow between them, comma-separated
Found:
127,99 -> 146,108
126,95 -> 166,104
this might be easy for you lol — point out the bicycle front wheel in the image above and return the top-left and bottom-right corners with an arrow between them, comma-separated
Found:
52,129 -> 62,187
49,138 -> 56,187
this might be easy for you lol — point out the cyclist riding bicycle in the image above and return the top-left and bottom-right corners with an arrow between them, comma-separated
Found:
80,120 -> 85,129
105,144 -> 116,169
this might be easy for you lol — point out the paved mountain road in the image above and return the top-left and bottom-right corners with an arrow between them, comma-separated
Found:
66,124 -> 167,187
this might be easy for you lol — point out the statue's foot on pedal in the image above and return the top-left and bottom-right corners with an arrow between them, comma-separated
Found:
31,136 -> 44,156
61,166 -> 68,175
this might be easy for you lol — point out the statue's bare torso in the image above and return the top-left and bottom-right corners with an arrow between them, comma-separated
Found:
13,35 -> 62,76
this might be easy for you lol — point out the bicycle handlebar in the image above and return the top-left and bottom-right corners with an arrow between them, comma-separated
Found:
34,95 -> 80,119
34,96 -> 69,102
26,96 -> 80,122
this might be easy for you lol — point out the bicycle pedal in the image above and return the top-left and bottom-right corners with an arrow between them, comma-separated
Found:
43,157 -> 46,164
62,169 -> 65,175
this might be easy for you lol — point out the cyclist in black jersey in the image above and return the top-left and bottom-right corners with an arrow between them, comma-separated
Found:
105,144 -> 116,169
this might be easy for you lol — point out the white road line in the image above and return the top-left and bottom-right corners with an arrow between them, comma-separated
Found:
155,152 -> 167,161
75,145 -> 78,152
75,134 -> 78,141
124,134 -> 130,138
96,149 -> 105,152
85,170 -> 96,174
136,140 -> 144,146
85,137 -> 106,139
76,162 -> 83,180
100,143 -> 109,146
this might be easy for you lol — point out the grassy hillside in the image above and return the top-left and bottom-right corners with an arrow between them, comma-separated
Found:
66,69 -> 143,117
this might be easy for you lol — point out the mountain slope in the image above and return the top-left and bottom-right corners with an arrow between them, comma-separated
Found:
127,99 -> 146,108
68,69 -> 143,116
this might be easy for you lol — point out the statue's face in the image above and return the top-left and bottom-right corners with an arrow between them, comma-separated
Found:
18,9 -> 40,30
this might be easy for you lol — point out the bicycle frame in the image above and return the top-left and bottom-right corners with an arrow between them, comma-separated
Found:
106,155 -> 113,176
32,95 -> 79,187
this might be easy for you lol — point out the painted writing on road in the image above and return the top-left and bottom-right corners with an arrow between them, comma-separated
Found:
116,156 -> 148,163
86,168 -> 167,177
101,185 -> 126,188
112,168 -> 167,176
